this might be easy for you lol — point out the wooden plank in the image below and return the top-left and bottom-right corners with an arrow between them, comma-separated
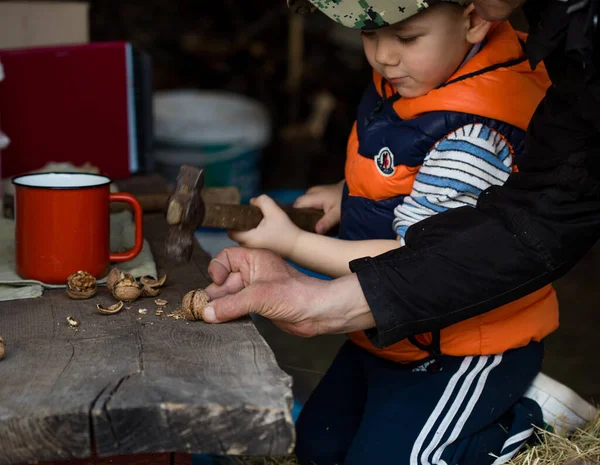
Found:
42,452 -> 191,465
0,214 -> 294,465
45,452 -> 174,465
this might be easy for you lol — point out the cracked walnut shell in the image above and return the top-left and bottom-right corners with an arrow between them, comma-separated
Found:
66,271 -> 97,299
97,301 -> 124,315
142,285 -> 160,297
0,336 -> 5,361
182,289 -> 211,321
105,268 -> 122,291
140,274 -> 167,288
112,273 -> 142,302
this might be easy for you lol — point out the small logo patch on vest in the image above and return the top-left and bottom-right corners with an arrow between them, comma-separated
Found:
375,147 -> 395,177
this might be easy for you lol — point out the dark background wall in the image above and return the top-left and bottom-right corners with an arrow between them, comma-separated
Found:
84,0 -> 528,191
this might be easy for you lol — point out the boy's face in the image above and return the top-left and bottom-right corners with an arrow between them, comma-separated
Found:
361,4 -> 474,98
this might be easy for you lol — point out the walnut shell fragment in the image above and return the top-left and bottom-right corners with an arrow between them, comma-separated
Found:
105,268 -> 122,291
140,274 -> 167,288
67,316 -> 79,327
97,301 -> 124,315
112,273 -> 142,302
182,289 -> 211,321
66,271 -> 97,299
0,336 -> 6,361
155,298 -> 168,306
142,285 -> 160,297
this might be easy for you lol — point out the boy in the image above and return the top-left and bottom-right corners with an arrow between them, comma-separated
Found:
231,1 -> 596,463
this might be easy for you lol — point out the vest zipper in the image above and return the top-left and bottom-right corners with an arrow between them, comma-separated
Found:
368,77 -> 388,123
368,99 -> 384,123
368,77 -> 399,124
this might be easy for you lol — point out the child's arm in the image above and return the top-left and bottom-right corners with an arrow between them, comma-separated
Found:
232,122 -> 510,276
289,231 -> 400,278
393,123 -> 513,240
230,195 -> 400,278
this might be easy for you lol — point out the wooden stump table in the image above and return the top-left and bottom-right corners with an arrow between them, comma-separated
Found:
0,213 -> 294,465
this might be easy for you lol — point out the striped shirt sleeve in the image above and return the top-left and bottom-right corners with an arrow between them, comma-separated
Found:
393,123 -> 513,239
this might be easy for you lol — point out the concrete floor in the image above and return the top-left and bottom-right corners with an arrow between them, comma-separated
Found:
198,231 -> 600,407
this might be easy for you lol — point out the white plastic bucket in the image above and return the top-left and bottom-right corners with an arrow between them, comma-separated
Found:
153,90 -> 271,203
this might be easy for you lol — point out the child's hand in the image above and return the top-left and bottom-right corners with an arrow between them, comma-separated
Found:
293,180 -> 345,234
229,195 -> 301,258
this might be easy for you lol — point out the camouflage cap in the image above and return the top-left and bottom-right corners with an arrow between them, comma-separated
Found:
287,0 -> 470,30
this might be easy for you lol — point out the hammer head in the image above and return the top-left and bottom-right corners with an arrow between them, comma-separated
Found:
164,165 -> 206,263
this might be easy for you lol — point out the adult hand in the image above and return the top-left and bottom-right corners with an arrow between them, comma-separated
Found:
472,0 -> 525,21
203,246 -> 376,337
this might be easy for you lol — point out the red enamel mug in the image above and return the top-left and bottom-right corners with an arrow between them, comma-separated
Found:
12,172 -> 143,284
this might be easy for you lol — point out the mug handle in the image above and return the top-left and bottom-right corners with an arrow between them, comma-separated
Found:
109,192 -> 144,262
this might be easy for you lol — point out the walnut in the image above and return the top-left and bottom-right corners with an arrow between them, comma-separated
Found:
0,336 -> 6,361
66,271 -> 97,299
182,289 -> 211,321
97,301 -> 124,315
112,273 -> 142,302
105,268 -> 122,291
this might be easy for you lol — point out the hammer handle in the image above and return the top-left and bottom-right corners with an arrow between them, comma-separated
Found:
109,187 -> 241,213
203,204 -> 323,232
134,188 -> 241,210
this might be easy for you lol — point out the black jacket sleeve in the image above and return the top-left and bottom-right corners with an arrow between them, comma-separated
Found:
350,0 -> 600,348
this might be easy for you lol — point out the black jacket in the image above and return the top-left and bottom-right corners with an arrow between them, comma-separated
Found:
350,0 -> 600,348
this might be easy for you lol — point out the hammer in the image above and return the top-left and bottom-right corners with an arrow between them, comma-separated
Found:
164,165 -> 324,263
